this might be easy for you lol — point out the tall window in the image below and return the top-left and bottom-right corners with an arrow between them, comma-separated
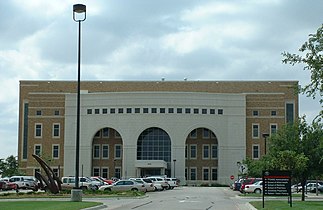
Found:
93,145 -> 100,159
190,145 -> 197,159
190,167 -> 196,180
203,128 -> 210,139
211,168 -> 218,180
286,102 -> 294,123
52,145 -> 59,159
102,168 -> 109,178
203,167 -> 209,180
34,145 -> 42,156
93,167 -> 100,176
211,144 -> 218,159
53,123 -> 60,138
102,144 -> 109,159
270,124 -> 277,135
35,124 -> 42,138
252,124 -> 259,138
190,129 -> 197,138
185,144 -> 188,159
102,127 -> 109,138
115,144 -> 122,159
203,145 -> 209,159
115,167 -> 121,179
252,144 -> 259,159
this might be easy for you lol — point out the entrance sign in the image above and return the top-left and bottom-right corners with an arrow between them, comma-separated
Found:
262,170 -> 292,208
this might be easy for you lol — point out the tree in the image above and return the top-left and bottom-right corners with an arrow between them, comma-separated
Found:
0,155 -> 23,177
282,24 -> 323,117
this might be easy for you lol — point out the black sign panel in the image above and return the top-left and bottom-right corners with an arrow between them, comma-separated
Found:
262,170 -> 291,196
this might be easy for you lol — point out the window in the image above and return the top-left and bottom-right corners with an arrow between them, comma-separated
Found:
127,108 -> 132,113
110,108 -> 115,114
93,145 -> 100,159
190,167 -> 196,180
87,109 -> 92,114
52,145 -> 59,159
203,167 -> 209,180
143,108 -> 149,113
53,168 -> 59,177
35,123 -> 42,138
193,108 -> 199,114
252,124 -> 259,138
102,108 -> 108,114
252,144 -> 260,159
211,144 -> 218,159
54,110 -> 60,116
270,124 -> 277,135
102,128 -> 109,138
210,109 -> 215,114
160,108 -> 165,113
94,131 -> 101,138
203,145 -> 209,159
253,110 -> 259,116
185,144 -> 188,159
190,145 -> 197,159
185,108 -> 191,114
36,110 -> 42,116
115,144 -> 122,159
218,109 -> 223,115
211,168 -> 218,180
93,168 -> 100,176
34,145 -> 42,156
115,167 -> 121,179
286,103 -> 294,123
102,144 -> 109,159
202,109 -> 207,114
168,108 -> 174,113
118,108 -> 123,113
102,168 -> 109,178
203,128 -> 210,139
177,108 -> 182,113
115,131 -> 121,138
52,123 -> 60,138
135,108 -> 140,113
190,129 -> 197,138
151,108 -> 157,113
95,109 -> 100,114
271,110 -> 277,116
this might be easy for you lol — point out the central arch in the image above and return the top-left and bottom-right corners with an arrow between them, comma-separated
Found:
136,127 -> 171,177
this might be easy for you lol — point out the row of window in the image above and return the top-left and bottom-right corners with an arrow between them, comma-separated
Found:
35,110 -> 60,116
87,107 -> 224,115
185,144 -> 218,159
252,123 -> 277,138
252,110 -> 277,116
93,144 -> 122,159
34,123 -> 60,138
185,167 -> 218,181
93,167 -> 121,179
34,144 -> 60,159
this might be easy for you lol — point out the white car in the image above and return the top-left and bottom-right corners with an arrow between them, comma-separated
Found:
129,178 -> 155,192
147,177 -> 169,190
99,180 -> 146,192
165,178 -> 179,189
244,181 -> 263,194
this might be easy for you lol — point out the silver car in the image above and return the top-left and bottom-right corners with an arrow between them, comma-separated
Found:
99,180 -> 146,192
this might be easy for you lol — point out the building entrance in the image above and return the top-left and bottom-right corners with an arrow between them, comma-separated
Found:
141,168 -> 162,177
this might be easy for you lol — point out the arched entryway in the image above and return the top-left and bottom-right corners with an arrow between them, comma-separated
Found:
185,128 -> 218,185
91,127 -> 123,179
136,127 -> 171,177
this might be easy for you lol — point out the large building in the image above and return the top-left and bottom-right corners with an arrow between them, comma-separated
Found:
18,80 -> 298,185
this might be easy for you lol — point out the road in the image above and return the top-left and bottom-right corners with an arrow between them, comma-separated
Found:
84,187 -> 254,210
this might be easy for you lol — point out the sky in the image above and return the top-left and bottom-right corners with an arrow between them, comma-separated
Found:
0,0 -> 322,159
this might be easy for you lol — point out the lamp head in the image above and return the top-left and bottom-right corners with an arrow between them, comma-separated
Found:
73,4 -> 86,22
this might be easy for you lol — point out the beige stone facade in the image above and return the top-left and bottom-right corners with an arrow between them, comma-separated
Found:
18,80 -> 298,185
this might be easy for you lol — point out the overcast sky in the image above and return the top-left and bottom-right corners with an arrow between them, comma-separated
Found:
0,0 -> 322,159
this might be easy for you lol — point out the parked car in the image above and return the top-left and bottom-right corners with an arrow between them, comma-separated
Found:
99,180 -> 146,192
165,178 -> 179,189
129,178 -> 155,192
240,178 -> 262,193
0,180 -> 18,191
9,176 -> 38,191
305,182 -> 322,193
146,176 -> 169,190
91,176 -> 114,185
61,176 -> 102,190
244,181 -> 263,194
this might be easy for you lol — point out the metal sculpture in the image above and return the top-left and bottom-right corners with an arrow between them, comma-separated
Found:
32,154 -> 62,194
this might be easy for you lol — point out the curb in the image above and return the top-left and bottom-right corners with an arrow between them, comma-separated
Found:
83,204 -> 107,210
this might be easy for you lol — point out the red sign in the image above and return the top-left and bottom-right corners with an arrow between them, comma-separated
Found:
230,175 -> 234,180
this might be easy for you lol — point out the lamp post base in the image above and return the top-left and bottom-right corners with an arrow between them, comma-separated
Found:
71,189 -> 82,202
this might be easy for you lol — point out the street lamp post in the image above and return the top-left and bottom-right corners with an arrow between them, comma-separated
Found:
173,159 -> 176,177
71,3 -> 86,202
262,133 -> 270,155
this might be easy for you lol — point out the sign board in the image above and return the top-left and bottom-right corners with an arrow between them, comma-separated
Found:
262,170 -> 292,208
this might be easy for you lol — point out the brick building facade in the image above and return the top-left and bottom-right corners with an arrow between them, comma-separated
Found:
18,80 -> 298,185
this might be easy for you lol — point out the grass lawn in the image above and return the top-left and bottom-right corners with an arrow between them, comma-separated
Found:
250,200 -> 323,210
0,201 -> 102,210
